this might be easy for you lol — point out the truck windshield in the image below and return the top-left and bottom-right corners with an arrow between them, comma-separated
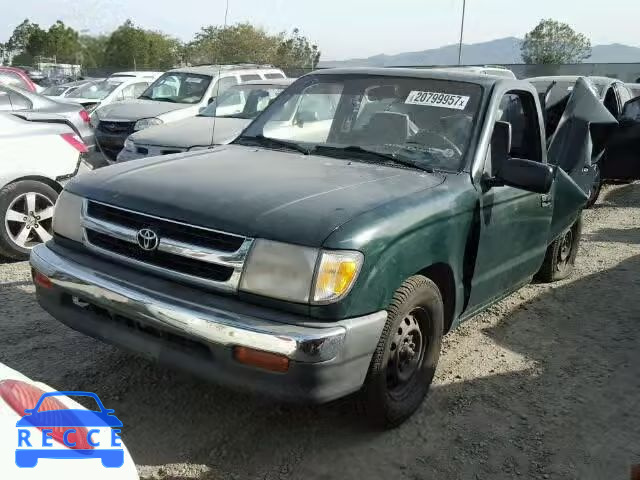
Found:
238,74 -> 483,171
139,72 -> 212,104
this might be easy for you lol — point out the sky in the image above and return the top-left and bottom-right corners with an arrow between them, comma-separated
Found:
2,0 -> 639,60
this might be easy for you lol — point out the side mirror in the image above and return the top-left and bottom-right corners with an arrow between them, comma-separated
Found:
621,96 -> 640,123
294,110 -> 318,126
488,120 -> 553,194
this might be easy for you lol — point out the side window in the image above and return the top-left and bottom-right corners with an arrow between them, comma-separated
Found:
297,87 -> 340,121
0,89 -> 13,111
120,84 -> 136,99
265,73 -> 285,79
133,82 -> 149,98
603,87 -> 620,119
213,76 -> 238,97
496,91 -> 542,163
240,74 -> 261,82
0,72 -> 26,89
7,90 -> 32,110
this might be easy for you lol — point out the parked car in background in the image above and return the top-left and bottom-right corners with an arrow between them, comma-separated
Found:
0,362 -> 138,478
61,73 -> 161,114
93,64 -> 286,161
0,112 -> 91,259
528,75 -> 640,204
0,83 -> 95,149
433,65 -> 517,79
32,68 -> 606,428
627,83 -> 640,99
43,79 -> 103,99
0,66 -> 38,92
108,71 -> 164,79
118,78 -> 294,162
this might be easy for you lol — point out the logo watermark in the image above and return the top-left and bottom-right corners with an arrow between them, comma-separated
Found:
15,391 -> 124,468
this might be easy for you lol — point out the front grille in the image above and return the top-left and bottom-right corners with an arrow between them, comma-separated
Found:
97,121 -> 136,135
81,200 -> 251,292
87,201 -> 244,252
86,230 -> 234,282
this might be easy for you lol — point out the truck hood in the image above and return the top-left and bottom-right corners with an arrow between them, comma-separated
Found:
130,116 -> 249,148
96,100 -> 190,121
67,145 -> 444,247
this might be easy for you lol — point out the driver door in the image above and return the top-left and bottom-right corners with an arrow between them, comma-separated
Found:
601,91 -> 640,180
467,90 -> 553,310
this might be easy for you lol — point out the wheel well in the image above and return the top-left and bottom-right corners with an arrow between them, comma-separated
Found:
6,176 -> 63,194
418,263 -> 456,333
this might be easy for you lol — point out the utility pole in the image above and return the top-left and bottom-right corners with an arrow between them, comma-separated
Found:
458,0 -> 467,66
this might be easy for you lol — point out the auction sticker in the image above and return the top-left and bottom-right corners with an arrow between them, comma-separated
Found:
405,91 -> 470,110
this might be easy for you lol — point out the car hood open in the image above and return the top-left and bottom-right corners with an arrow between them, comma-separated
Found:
67,145 -> 444,247
129,116 -> 249,148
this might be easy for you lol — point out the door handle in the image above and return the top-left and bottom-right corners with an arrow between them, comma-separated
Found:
540,194 -> 552,208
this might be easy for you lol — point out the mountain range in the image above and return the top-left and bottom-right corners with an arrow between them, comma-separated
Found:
320,37 -> 640,67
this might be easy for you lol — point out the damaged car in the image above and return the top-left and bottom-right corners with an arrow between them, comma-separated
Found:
529,75 -> 640,204
31,68 -> 603,427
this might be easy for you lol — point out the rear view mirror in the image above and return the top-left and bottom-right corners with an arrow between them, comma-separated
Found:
294,110 -> 318,126
366,85 -> 399,101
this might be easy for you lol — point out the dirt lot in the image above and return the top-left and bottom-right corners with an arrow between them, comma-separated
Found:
1,183 -> 639,480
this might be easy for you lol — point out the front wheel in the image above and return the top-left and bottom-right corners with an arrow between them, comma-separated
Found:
0,180 -> 58,260
359,275 -> 444,428
535,215 -> 583,283
585,165 -> 602,208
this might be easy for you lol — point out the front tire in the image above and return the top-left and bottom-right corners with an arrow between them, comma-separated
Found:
536,215 -> 582,282
585,165 -> 602,208
360,275 -> 444,428
0,180 -> 58,260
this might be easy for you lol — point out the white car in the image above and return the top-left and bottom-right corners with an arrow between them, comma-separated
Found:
42,80 -> 104,99
0,112 -> 91,260
60,73 -> 162,114
109,71 -> 164,79
0,362 -> 138,479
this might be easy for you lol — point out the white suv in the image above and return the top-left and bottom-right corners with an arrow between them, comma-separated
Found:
92,64 -> 287,161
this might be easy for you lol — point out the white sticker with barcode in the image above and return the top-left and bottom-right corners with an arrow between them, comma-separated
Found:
405,90 -> 471,110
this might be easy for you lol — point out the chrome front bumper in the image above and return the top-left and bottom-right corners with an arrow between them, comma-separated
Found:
30,243 -> 386,364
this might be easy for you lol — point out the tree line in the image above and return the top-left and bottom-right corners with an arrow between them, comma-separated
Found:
1,19 -> 320,70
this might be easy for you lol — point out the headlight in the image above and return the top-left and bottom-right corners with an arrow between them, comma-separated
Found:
134,117 -> 163,131
123,138 -> 135,152
52,191 -> 84,242
239,240 -> 363,304
240,240 -> 318,303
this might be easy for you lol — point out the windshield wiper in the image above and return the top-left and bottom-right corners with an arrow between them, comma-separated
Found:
312,145 -> 431,172
235,135 -> 311,155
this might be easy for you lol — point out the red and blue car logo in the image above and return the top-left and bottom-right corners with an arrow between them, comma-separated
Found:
15,391 -> 124,468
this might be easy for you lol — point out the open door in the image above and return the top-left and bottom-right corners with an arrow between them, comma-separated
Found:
546,77 -> 618,240
601,96 -> 640,180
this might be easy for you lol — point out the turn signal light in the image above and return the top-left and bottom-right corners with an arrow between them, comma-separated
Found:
233,347 -> 289,373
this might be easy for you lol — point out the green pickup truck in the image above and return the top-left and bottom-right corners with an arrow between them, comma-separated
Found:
31,68 -> 606,427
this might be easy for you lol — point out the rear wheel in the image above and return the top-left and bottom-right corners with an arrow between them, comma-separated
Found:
536,215 -> 582,282
0,180 -> 58,260
359,275 -> 444,428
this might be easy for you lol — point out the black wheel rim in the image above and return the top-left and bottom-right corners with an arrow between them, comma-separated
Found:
386,307 -> 428,397
557,229 -> 574,269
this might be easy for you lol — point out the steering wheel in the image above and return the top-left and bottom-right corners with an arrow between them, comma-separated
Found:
411,130 -> 463,157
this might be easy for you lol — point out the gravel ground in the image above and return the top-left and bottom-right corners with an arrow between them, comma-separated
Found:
1,182 -> 639,480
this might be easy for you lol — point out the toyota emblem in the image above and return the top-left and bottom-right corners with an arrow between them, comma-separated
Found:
136,228 -> 159,251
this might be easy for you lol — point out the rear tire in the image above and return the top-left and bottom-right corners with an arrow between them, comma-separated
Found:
0,180 -> 58,260
359,275 -> 444,428
536,215 -> 582,282
585,166 -> 602,208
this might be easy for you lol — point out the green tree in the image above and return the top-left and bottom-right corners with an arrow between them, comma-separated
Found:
6,19 -> 38,53
45,20 -> 81,63
521,19 -> 591,64
78,34 -> 108,68
104,20 -> 180,69
275,28 -> 320,69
